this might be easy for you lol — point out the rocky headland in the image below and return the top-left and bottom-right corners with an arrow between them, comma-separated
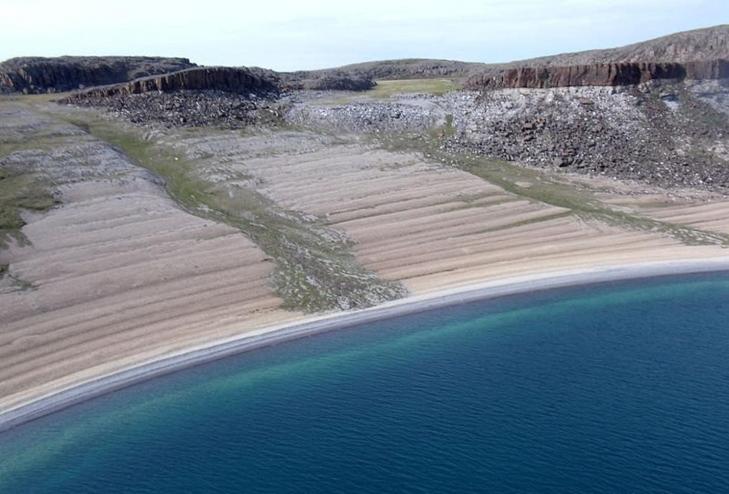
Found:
65,66 -> 281,98
5,25 -> 729,193
0,56 -> 196,94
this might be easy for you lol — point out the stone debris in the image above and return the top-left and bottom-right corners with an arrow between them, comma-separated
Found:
284,93 -> 445,133
444,82 -> 729,191
58,72 -> 729,192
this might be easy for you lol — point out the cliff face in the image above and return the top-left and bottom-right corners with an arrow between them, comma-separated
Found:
0,56 -> 196,93
466,60 -> 729,90
684,59 -> 729,79
66,67 -> 281,99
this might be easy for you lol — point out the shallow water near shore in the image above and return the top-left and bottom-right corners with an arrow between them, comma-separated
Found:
2,273 -> 729,493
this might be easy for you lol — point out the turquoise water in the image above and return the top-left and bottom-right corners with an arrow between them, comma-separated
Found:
2,274 -> 729,493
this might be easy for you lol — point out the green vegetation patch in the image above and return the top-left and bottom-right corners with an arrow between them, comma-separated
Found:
59,114 -> 406,313
368,79 -> 460,99
0,166 -> 56,248
380,134 -> 729,247
457,154 -> 729,246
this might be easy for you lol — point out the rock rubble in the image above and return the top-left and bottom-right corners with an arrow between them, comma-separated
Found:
444,83 -> 729,190
64,90 -> 282,129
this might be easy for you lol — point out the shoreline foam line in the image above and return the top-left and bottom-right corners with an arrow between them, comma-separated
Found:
2,258 -> 729,433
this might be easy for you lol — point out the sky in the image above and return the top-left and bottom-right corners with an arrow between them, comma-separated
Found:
0,0 -> 727,71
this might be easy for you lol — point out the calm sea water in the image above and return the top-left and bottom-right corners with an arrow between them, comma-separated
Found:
2,274 -> 729,493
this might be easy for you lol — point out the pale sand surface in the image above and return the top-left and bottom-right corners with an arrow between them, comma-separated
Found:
639,201 -> 729,235
587,174 -> 729,236
2,258 -> 728,432
0,105 -> 295,414
2,106 -> 729,428
220,142 -> 727,293
0,178 -> 296,413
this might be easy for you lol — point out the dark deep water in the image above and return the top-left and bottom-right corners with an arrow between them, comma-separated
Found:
1,273 -> 729,493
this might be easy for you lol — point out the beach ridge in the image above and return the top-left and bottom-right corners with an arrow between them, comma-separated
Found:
2,257 -> 728,433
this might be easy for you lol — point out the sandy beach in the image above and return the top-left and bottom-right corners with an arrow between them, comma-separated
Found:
5,17 -> 729,494
3,101 -> 729,435
1,258 -> 728,432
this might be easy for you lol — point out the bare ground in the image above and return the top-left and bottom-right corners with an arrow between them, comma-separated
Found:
0,102 -> 293,411
1,96 -> 728,414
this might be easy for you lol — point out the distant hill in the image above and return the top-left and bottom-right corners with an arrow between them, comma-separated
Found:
2,25 -> 727,93
319,25 -> 729,81
323,59 -> 489,80
509,24 -> 729,67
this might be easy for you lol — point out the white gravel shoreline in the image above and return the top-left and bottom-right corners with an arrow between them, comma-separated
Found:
2,257 -> 728,433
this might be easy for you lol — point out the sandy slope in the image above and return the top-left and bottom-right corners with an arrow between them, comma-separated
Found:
0,106 -> 294,412
189,136 -> 725,294
640,201 -> 729,235
1,103 -> 728,420
592,178 -> 729,236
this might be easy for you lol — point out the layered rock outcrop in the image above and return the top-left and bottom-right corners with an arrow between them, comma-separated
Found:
685,59 -> 729,79
466,59 -> 729,90
62,67 -> 284,129
66,67 -> 281,99
0,56 -> 196,93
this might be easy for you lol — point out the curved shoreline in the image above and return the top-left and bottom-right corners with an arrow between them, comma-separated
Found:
2,258 -> 729,433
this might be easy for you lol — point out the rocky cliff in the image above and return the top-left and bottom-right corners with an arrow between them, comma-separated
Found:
466,60 -> 729,90
66,66 -> 281,99
0,56 -> 196,93
62,67 -> 284,129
